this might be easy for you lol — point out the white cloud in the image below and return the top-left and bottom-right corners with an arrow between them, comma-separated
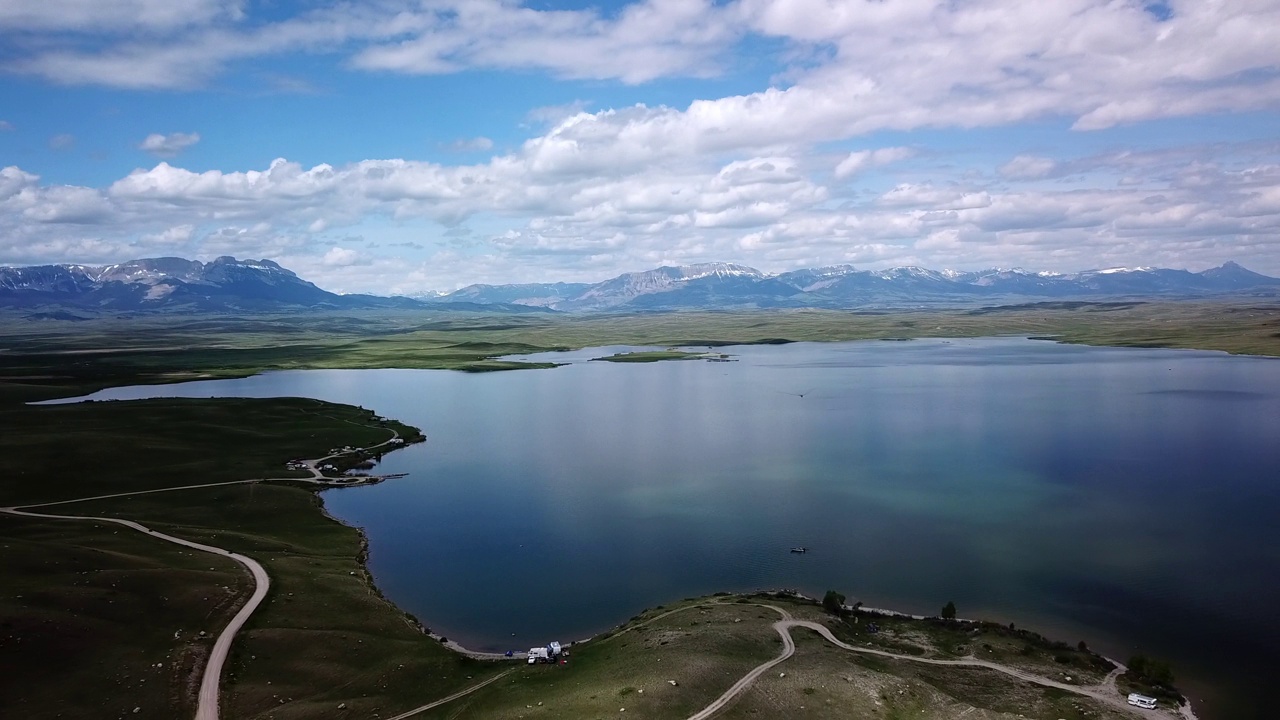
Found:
0,166 -> 39,199
350,0 -> 737,84
321,246 -> 361,267
4,1 -> 1280,286
0,120 -> 13,131
0,0 -> 242,32
834,147 -> 914,179
7,0 -> 1276,140
5,136 -> 1280,289
139,132 -> 201,157
48,133 -> 75,150
999,155 -> 1058,180
525,100 -> 593,126
138,224 -> 195,246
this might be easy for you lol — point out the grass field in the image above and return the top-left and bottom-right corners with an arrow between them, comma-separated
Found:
2,301 -> 1277,403
592,349 -> 711,362
415,598 -> 786,719
405,593 -> 1166,720
0,394 -> 489,720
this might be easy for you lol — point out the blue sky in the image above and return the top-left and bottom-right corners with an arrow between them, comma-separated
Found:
2,0 -> 1279,293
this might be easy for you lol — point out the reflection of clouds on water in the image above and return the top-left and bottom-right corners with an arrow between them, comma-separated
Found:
54,337 -> 1280,715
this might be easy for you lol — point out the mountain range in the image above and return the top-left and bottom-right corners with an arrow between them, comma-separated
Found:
2,256 -> 1278,315
0,256 -> 535,314
424,260 -> 1280,311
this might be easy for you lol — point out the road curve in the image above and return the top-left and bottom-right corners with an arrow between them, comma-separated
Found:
0,422 -> 408,719
686,604 -> 1193,720
685,606 -> 795,720
0,505 -> 268,720
383,669 -> 514,720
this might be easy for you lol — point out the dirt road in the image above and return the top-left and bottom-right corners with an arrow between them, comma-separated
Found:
1,504 -> 269,720
0,423 -> 465,719
686,604 -> 1195,720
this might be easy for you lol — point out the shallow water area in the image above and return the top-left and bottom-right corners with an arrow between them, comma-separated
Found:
61,337 -> 1280,719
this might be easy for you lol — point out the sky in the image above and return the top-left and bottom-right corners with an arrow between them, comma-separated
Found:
2,0 -> 1280,294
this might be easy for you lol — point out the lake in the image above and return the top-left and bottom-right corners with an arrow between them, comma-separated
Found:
64,337 -> 1280,719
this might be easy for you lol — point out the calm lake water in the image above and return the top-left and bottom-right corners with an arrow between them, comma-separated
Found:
66,338 -> 1280,719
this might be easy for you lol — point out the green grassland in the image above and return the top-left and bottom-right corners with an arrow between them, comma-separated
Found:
592,349 -> 711,362
411,593 -> 1153,720
416,598 -> 786,719
69,484 -> 499,720
2,301 -> 1277,403
0,395 -> 488,720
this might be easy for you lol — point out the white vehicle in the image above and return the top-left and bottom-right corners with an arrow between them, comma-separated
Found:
1127,693 -> 1157,709
527,641 -> 564,664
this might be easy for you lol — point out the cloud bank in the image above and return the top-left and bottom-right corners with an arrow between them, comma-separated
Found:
2,0 -> 1279,291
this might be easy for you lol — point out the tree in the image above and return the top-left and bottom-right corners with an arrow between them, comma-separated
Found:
822,590 -> 846,615
941,600 -> 957,620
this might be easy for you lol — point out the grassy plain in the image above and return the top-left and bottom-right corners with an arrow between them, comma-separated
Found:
2,300 -> 1278,402
0,395 -> 489,719
412,594 -> 1157,720
592,349 -> 711,362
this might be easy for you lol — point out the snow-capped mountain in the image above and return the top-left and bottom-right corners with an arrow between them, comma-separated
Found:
0,256 -> 416,312
432,282 -> 591,308
4,256 -> 1277,315
556,263 -> 770,310
426,260 -> 1280,310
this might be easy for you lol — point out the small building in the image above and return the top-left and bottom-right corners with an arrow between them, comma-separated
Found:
1127,693 -> 1157,709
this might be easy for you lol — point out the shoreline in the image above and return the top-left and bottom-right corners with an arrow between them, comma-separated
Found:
229,403 -> 1205,718
11,340 -> 1244,716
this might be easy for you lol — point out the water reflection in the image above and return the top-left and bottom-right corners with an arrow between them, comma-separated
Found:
64,338 -> 1280,719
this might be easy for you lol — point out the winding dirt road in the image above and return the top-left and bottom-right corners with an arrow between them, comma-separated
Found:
687,603 -> 1195,720
1,504 -> 269,720
0,421 -> 512,719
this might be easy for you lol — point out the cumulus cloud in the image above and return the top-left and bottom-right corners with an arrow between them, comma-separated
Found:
139,224 -> 195,246
0,0 -> 243,32
525,100 -> 593,126
8,0 -> 1278,138
322,246 -> 361,267
834,147 -> 914,179
139,132 -> 201,157
5,2 -> 1280,287
5,134 -> 1280,289
999,155 -> 1058,180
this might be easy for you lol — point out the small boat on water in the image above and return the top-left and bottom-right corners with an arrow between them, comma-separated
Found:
790,547 -> 808,554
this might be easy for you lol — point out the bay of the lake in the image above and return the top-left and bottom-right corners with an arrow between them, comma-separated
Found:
67,337 -> 1280,719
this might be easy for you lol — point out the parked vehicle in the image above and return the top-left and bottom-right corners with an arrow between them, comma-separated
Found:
1127,693 -> 1157,709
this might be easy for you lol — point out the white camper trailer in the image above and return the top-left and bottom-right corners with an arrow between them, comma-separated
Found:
1126,693 -> 1157,709
527,641 -> 564,664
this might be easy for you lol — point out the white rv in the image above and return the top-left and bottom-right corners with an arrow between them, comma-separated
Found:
527,641 -> 564,664
1127,693 -> 1157,709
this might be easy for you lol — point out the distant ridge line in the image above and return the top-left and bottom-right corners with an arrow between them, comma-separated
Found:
3,256 -> 1277,314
